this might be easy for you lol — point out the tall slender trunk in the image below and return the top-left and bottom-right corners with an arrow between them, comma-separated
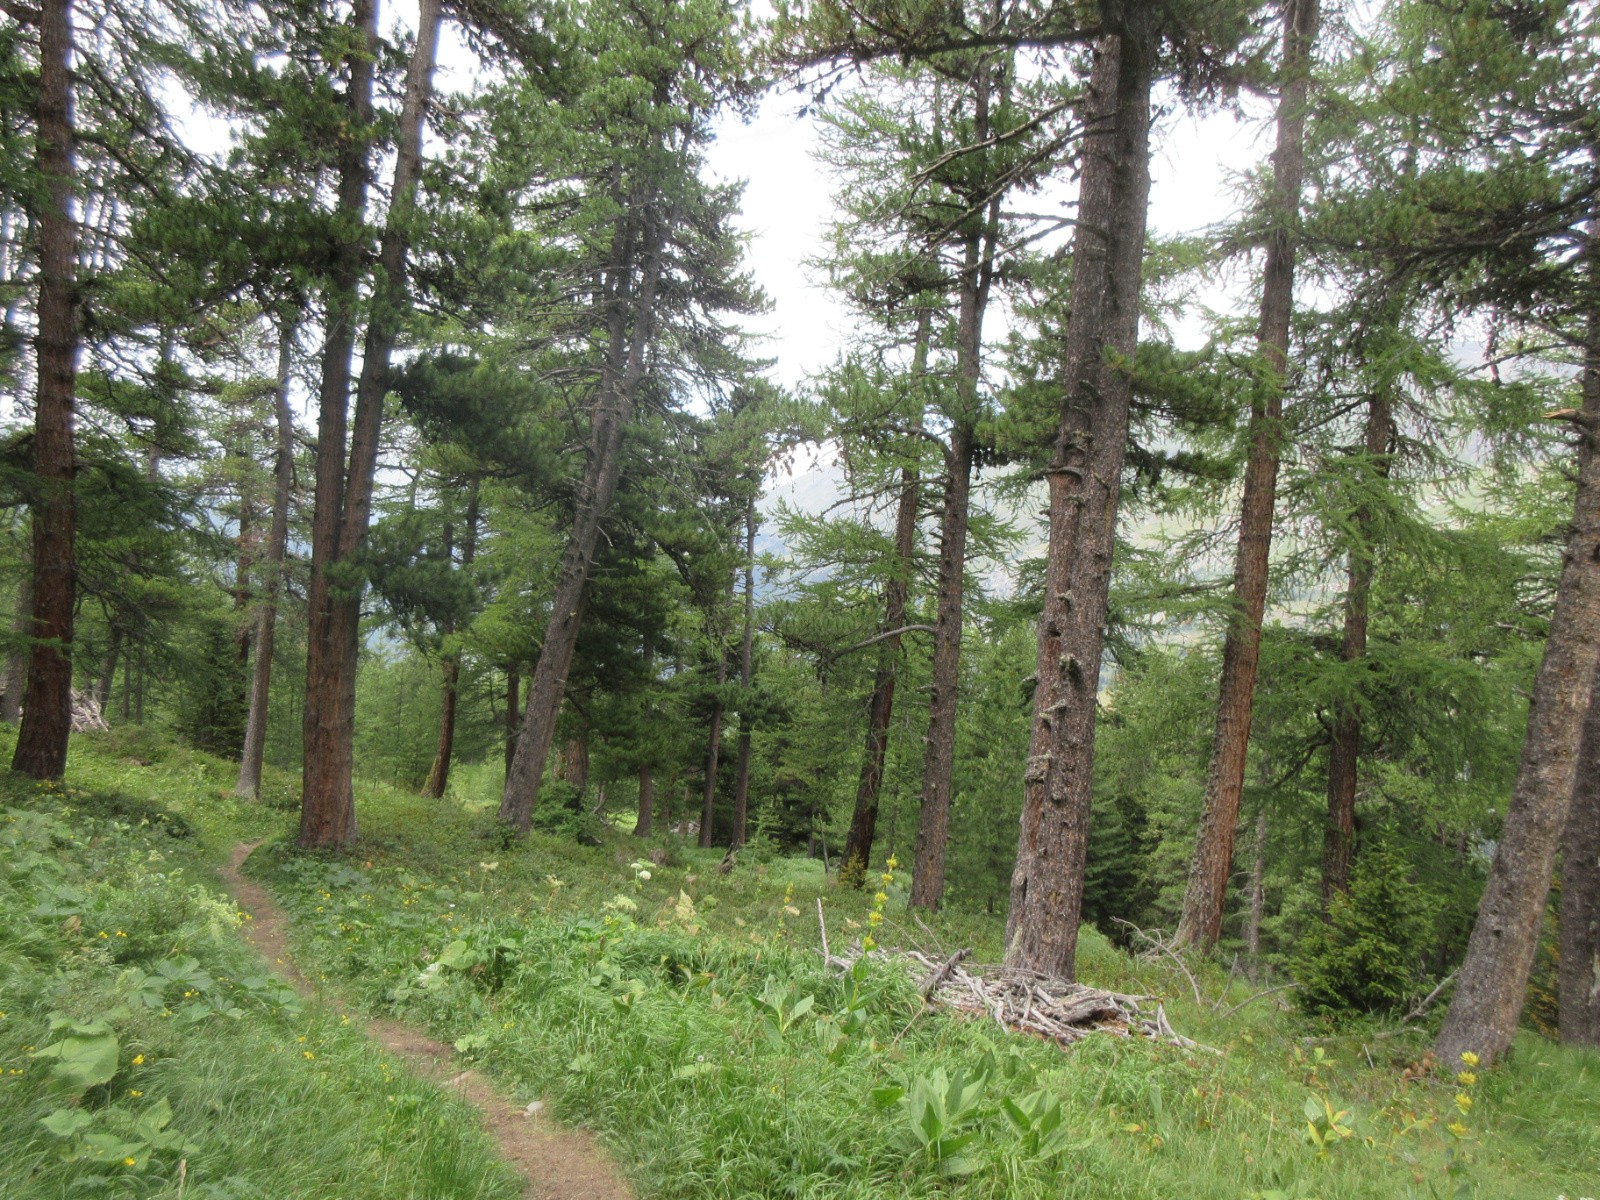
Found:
237,324 -> 296,798
298,0 -> 378,845
4,546 -> 32,723
1177,0 -> 1320,950
1246,806 -> 1268,975
841,311 -> 929,886
730,496 -> 758,848
1436,206 -> 1600,1067
13,0 -> 78,780
560,730 -> 589,800
1004,8 -> 1156,978
698,631 -> 728,849
499,197 -> 670,834
301,0 -> 441,848
909,82 -> 1002,909
425,477 -> 479,799
1559,662 -> 1600,1047
1321,386 -> 1392,900
504,664 -> 520,779
95,624 -> 120,713
635,638 -> 655,837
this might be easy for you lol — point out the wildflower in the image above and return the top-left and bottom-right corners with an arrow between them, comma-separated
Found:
1455,1093 -> 1473,1113
638,870 -> 652,882
131,1054 -> 145,1065
1446,1120 -> 1470,1139
1456,1071 -> 1477,1086
129,1089 -> 143,1097
123,1157 -> 137,1167
1459,1051 -> 1480,1068
303,1050 -> 315,1060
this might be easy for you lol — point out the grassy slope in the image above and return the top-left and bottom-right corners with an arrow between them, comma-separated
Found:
12,730 -> 1600,1199
0,727 -> 521,1200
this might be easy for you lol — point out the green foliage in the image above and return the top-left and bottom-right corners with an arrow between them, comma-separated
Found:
1292,834 -> 1441,1019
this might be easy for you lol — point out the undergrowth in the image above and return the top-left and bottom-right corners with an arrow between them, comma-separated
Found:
8,730 -> 1600,1199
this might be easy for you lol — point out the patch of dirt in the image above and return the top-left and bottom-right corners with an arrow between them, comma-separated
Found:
220,842 -> 633,1200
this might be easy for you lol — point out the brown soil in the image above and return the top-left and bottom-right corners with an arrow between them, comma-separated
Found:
220,842 -> 633,1200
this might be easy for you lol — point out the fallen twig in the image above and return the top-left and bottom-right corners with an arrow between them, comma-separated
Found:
1113,918 -> 1204,1007
1217,981 -> 1301,1020
919,948 -> 971,1002
1404,971 -> 1456,1023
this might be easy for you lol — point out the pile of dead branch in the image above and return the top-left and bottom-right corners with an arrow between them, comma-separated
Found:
898,948 -> 1214,1052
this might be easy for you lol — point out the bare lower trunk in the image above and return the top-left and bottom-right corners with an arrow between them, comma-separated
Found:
1246,806 -> 1268,974
95,625 -> 120,713
1435,209 -> 1600,1067
1004,9 -> 1155,978
1559,664 -> 1600,1047
635,637 -> 655,836
298,0 -> 378,847
13,0 -> 79,781
909,423 -> 972,908
841,312 -> 928,887
1321,386 -> 1392,900
300,0 -> 440,849
499,199 -> 669,834
910,158 -> 1000,910
730,496 -> 757,848
559,731 -> 589,800
699,651 -> 727,849
237,323 -> 295,799
424,478 -> 478,800
1176,0 -> 1320,950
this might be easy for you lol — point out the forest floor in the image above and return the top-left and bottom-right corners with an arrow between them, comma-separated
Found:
4,727 -> 1599,1199
219,841 -> 632,1200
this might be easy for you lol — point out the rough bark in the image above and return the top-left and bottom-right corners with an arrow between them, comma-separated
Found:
237,324 -> 295,799
1176,0 -> 1320,951
730,496 -> 758,848
1321,386 -> 1392,900
1559,663 -> 1600,1047
1004,9 -> 1155,978
1435,214 -> 1600,1067
300,0 -> 440,848
12,0 -> 79,781
424,477 -> 479,799
499,196 -> 670,834
559,730 -> 590,799
298,0 -> 378,847
841,311 -> 929,886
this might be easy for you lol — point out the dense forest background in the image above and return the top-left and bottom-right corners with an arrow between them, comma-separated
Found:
2,0 -> 1598,1070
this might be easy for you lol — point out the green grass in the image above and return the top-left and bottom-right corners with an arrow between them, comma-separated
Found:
0,732 -> 521,1200
9,730 -> 1600,1199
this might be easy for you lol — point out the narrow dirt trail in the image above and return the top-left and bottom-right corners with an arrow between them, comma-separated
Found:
220,842 -> 633,1200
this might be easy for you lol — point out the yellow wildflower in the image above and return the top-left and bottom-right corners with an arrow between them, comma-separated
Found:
1459,1051 -> 1480,1068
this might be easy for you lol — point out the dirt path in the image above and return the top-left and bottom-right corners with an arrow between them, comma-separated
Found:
220,842 -> 633,1200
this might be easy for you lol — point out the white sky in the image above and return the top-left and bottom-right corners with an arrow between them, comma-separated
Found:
702,86 -> 1274,389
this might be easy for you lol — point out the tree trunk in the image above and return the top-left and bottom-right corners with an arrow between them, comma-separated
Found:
237,322 -> 295,799
298,0 -> 378,846
841,311 -> 928,886
3,547 -> 32,724
499,197 -> 670,834
1004,9 -> 1156,978
1559,662 -> 1600,1047
1435,211 -> 1600,1068
730,495 -> 758,848
1246,806 -> 1268,975
698,650 -> 727,849
560,731 -> 589,800
504,664 -> 520,779
635,637 -> 655,836
300,0 -> 440,848
909,113 -> 1002,909
12,0 -> 79,781
425,478 -> 479,799
95,623 -> 120,714
1321,385 -> 1392,900
1176,0 -> 1320,951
